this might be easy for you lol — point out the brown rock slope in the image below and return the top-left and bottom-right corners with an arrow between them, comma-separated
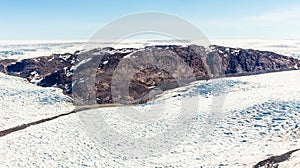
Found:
0,45 -> 299,105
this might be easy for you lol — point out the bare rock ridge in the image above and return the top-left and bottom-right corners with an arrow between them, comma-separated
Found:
0,45 -> 299,104
253,148 -> 300,168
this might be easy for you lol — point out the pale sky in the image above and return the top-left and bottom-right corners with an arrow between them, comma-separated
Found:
1,0 -> 300,40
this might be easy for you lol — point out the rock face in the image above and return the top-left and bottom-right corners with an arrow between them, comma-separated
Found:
0,45 -> 299,105
253,148 -> 300,168
1,53 -> 78,95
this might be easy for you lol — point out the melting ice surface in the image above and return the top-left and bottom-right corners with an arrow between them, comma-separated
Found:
0,73 -> 73,130
0,40 -> 299,167
0,41 -> 85,60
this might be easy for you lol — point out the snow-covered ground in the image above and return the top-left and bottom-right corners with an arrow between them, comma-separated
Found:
212,39 -> 300,59
0,40 -> 85,60
0,39 -> 192,61
1,39 -> 300,60
0,40 -> 299,167
0,73 -> 74,130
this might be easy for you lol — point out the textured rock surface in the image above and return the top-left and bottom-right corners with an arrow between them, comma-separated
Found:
253,149 -> 300,168
0,45 -> 299,104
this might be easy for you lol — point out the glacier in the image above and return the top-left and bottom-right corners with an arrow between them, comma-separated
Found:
0,40 -> 299,167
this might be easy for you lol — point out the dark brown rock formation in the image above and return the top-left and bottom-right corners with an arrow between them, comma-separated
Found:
0,45 -> 299,105
253,148 -> 300,168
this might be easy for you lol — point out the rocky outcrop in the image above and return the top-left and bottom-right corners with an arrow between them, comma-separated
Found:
0,59 -> 16,73
211,45 -> 299,76
0,45 -> 299,105
0,52 -> 79,95
253,148 -> 300,168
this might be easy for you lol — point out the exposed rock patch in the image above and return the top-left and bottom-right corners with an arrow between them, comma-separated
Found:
253,149 -> 300,168
0,45 -> 299,105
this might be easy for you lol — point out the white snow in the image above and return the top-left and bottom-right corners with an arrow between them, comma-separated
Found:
211,39 -> 300,59
29,71 -> 42,83
30,71 -> 38,76
70,58 -> 92,71
123,52 -> 133,58
0,73 -> 74,130
59,54 -> 72,61
102,60 -> 109,65
1,39 -> 300,60
0,40 -> 85,61
0,70 -> 299,167
0,40 -> 300,167
218,50 -> 224,54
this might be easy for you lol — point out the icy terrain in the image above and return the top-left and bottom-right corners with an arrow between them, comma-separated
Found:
2,39 -> 300,60
212,39 -> 300,59
0,40 -> 299,167
0,40 -> 188,60
0,41 -> 84,60
0,73 -> 74,130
